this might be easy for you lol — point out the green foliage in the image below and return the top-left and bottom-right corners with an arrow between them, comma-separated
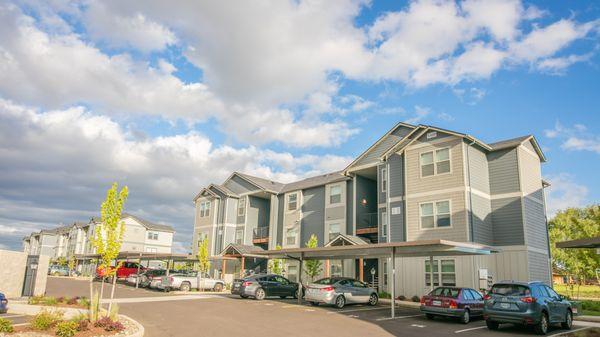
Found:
55,321 -> 78,337
378,291 -> 391,299
53,257 -> 68,267
94,182 -> 129,278
303,234 -> 322,281
549,205 -> 600,297
0,317 -> 14,333
197,238 -> 210,274
109,303 -> 119,321
411,295 -> 421,302
268,245 -> 284,275
28,295 -> 58,306
31,310 -> 63,331
67,253 -> 75,275
78,296 -> 90,309
554,284 -> 600,299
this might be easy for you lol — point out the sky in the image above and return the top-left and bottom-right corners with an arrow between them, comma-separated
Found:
0,0 -> 598,252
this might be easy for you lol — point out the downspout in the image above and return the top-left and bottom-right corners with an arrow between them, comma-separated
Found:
466,140 -> 476,242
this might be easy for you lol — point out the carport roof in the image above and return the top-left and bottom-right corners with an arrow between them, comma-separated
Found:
254,239 -> 498,260
75,251 -> 193,261
556,236 -> 600,249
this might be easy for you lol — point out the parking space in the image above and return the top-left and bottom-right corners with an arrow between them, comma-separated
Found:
0,313 -> 31,326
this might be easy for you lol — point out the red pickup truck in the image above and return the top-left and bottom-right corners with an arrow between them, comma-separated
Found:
96,262 -> 146,280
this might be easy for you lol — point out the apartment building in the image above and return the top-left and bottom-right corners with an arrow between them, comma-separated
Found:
193,122 -> 551,296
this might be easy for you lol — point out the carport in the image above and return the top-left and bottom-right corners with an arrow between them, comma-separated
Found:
219,243 -> 268,278
255,239 -> 498,318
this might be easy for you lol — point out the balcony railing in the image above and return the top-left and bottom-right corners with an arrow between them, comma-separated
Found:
356,212 -> 378,235
253,227 -> 269,243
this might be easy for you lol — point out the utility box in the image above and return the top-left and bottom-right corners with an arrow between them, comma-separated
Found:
478,269 -> 492,291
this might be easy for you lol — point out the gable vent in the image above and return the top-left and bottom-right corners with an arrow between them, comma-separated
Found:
426,131 -> 437,139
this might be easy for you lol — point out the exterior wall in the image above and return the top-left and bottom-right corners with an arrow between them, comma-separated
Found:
120,217 -> 146,252
223,175 -> 260,195
487,148 -> 520,194
355,175 -> 377,231
389,200 -> 405,242
346,180 -> 354,235
528,250 -> 552,284
491,197 -> 525,245
353,124 -> 413,167
471,194 -> 493,245
144,231 -> 173,253
0,250 -> 27,298
245,196 -> 270,244
301,186 -> 325,247
406,190 -> 468,242
40,234 -> 57,257
325,181 -> 346,245
282,191 -> 302,248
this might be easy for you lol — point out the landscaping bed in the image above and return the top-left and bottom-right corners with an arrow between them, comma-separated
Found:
27,297 -> 89,310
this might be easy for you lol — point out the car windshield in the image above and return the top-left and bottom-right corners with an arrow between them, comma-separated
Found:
313,278 -> 336,285
429,287 -> 459,298
491,284 -> 530,296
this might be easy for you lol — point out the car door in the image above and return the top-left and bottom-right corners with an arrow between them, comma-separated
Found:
469,289 -> 485,315
260,276 -> 277,296
545,286 -> 566,323
348,280 -> 369,303
275,276 -> 295,296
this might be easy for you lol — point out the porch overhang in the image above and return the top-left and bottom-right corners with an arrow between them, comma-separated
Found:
220,243 -> 267,259
556,236 -> 600,249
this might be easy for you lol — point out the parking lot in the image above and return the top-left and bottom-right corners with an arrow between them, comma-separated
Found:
40,277 -> 599,337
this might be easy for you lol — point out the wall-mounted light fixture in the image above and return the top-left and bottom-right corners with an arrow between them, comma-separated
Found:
361,198 -> 368,206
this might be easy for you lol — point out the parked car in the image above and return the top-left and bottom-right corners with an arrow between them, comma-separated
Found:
96,262 -> 146,280
126,269 -> 174,288
483,281 -> 573,335
420,287 -> 484,324
0,292 -> 8,314
48,265 -> 70,276
232,274 -> 300,300
158,271 -> 225,292
304,277 -> 378,309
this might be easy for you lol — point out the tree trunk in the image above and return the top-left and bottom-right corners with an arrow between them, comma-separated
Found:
99,277 -> 106,311
108,274 -> 117,313
89,273 -> 93,309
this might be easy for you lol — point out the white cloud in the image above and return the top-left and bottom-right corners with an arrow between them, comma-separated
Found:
536,53 -> 593,74
545,173 -> 589,216
544,122 -> 600,154
405,105 -> 431,124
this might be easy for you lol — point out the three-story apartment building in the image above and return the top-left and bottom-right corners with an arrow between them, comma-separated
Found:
192,122 -> 551,296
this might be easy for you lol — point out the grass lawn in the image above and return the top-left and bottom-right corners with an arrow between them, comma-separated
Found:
554,284 -> 600,299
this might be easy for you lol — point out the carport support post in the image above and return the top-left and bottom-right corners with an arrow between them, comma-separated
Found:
240,256 -> 245,277
429,255 -> 434,292
391,247 -> 396,318
221,259 -> 226,279
298,253 -> 304,305
359,257 -> 364,282
135,253 -> 142,289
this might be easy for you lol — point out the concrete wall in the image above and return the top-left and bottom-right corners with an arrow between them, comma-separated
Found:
0,250 -> 49,298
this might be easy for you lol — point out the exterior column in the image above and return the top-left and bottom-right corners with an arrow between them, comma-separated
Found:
221,259 -> 226,279
390,248 -> 396,318
359,257 -> 364,282
325,260 -> 330,277
298,255 -> 304,305
429,255 -> 434,292
240,256 -> 245,277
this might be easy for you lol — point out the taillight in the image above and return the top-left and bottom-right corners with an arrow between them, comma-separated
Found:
449,300 -> 458,309
420,297 -> 426,304
168,277 -> 174,283
322,286 -> 334,292
483,294 -> 491,300
242,281 -> 252,287
520,296 -> 536,303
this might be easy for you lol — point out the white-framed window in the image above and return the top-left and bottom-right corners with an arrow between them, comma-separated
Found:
420,148 -> 450,177
145,247 -> 157,253
329,185 -> 342,205
147,231 -> 158,240
381,167 -> 387,192
330,260 -> 343,277
327,223 -> 341,242
287,264 -> 298,282
238,197 -> 246,216
425,259 -> 456,287
285,228 -> 298,246
420,200 -> 451,229
199,201 -> 211,217
381,211 -> 388,237
235,229 -> 244,245
287,192 -> 298,211
383,261 -> 388,286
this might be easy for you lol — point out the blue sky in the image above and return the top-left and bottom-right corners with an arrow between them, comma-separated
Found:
0,0 -> 598,251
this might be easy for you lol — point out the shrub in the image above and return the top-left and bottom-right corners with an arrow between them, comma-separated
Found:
93,316 -> 112,328
66,297 -> 78,305
411,295 -> 420,302
42,297 -> 58,306
0,317 -> 14,333
398,295 -> 407,301
78,296 -> 90,309
378,292 -> 391,299
94,316 -> 125,332
109,303 -> 119,321
31,310 -> 63,330
55,321 -> 78,337
56,296 -> 66,303
76,319 -> 89,331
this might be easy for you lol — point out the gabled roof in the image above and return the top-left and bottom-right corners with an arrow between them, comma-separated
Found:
234,172 -> 286,193
220,243 -> 266,258
325,234 -> 371,247
489,135 -> 546,162
193,186 -> 220,201
280,171 -> 349,193
121,213 -> 175,233
209,184 -> 238,197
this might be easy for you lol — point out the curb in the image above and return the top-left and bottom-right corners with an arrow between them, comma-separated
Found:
379,299 -> 421,308
120,314 -> 145,337
575,315 -> 600,323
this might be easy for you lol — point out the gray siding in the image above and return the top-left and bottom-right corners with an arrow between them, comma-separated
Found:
467,143 -> 490,194
378,164 -> 387,203
378,206 -> 387,243
223,175 -> 260,195
488,148 -> 520,194
523,197 -> 549,251
528,251 -> 551,285
301,186 -> 325,247
389,201 -> 404,242
346,180 -> 353,235
388,153 -> 404,198
236,197 -> 245,225
276,196 -> 284,246
471,194 -> 493,245
325,206 -> 344,221
491,197 -> 524,246
353,125 -> 413,167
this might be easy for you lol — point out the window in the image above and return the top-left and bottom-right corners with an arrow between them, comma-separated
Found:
381,167 -> 387,192
425,259 -> 456,287
238,197 -> 246,216
199,201 -> 211,217
145,247 -> 157,253
381,211 -> 388,237
287,193 -> 298,211
285,228 -> 298,245
383,261 -> 388,286
420,148 -> 450,177
329,185 -> 342,204
287,265 -> 298,282
420,200 -> 451,229
330,260 -> 343,277
328,223 -> 341,242
147,231 -> 158,240
235,229 -> 244,245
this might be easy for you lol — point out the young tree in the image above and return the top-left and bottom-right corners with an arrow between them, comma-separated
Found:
67,253 -> 76,276
197,238 -> 211,274
550,205 -> 600,298
303,234 -> 322,282
93,182 -> 128,315
55,256 -> 67,267
268,245 -> 284,275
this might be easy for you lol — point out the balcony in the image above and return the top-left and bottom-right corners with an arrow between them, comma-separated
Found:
252,227 -> 269,244
356,212 -> 378,235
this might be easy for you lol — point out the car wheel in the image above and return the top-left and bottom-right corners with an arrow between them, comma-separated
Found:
255,288 -> 266,300
460,309 -> 470,324
180,282 -> 191,292
561,310 -> 573,330
426,313 -> 435,320
293,289 -> 301,299
368,293 -> 378,306
534,312 -> 549,335
335,295 -> 346,309
486,320 -> 499,330
213,283 -> 223,292
310,302 -> 319,306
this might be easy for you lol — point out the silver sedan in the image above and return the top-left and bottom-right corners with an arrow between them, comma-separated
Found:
304,277 -> 378,308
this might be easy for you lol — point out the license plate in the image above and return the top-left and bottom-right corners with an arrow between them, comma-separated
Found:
233,284 -> 240,289
572,308 -> 578,314
500,303 -> 510,309
432,300 -> 442,306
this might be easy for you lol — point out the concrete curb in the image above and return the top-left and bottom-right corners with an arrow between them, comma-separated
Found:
120,314 -> 145,337
575,315 -> 600,323
379,299 -> 421,308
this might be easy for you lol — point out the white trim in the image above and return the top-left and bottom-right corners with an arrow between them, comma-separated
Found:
418,199 -> 453,230
528,246 -> 550,255
381,210 -> 388,237
346,162 -> 380,174
519,143 -> 539,159
419,147 -> 452,179
324,220 -> 344,244
406,186 -> 464,199
424,257 -> 457,287
284,227 -> 299,247
517,147 -> 528,247
286,191 -> 300,213
326,183 -> 344,207
237,196 -> 246,217
404,135 -> 460,151
381,167 -> 388,192
389,196 -> 405,203
352,176 -> 357,235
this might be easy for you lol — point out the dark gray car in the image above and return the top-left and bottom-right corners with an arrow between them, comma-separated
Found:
483,281 -> 573,335
231,274 -> 300,300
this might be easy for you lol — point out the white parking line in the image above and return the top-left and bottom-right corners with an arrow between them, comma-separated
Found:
454,326 -> 487,333
327,307 -> 390,314
548,327 -> 591,336
305,309 -> 315,312
375,314 -> 422,321
0,315 -> 25,319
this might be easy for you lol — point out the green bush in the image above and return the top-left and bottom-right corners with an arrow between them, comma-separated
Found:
0,317 -> 14,333
55,321 -> 78,337
582,300 -> 600,312
31,310 -> 63,330
78,297 -> 90,309
411,295 -> 421,302
378,291 -> 391,299
28,295 -> 45,305
398,295 -> 407,301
